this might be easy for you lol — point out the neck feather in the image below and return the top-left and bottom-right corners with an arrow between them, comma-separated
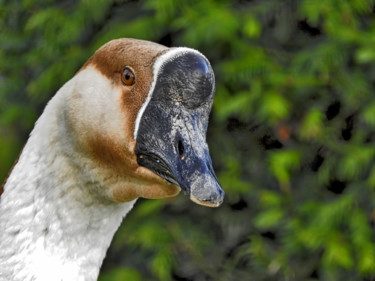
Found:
0,83 -> 136,281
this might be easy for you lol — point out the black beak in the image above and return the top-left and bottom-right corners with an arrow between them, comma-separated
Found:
134,49 -> 224,207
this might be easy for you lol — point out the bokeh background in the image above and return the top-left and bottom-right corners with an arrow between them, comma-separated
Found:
2,0 -> 375,280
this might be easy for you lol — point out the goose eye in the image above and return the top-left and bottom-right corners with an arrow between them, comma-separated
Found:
121,67 -> 135,86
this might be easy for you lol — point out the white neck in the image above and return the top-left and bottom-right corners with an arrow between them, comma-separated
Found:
0,80 -> 136,281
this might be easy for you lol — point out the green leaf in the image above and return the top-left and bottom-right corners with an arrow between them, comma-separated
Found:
134,199 -> 165,218
259,190 -> 282,208
323,233 -> 354,269
349,209 -> 375,273
269,150 -> 301,187
254,208 -> 284,229
362,101 -> 375,127
243,16 -> 261,38
339,145 -> 375,180
98,268 -> 142,281
356,46 -> 375,63
152,248 -> 174,281
260,92 -> 290,123
299,108 -> 324,140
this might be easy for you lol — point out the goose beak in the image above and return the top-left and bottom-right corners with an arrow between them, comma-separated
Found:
176,143 -> 225,208
136,132 -> 224,207
134,49 -> 224,207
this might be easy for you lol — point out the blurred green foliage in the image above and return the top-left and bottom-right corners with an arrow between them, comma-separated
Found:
1,0 -> 375,280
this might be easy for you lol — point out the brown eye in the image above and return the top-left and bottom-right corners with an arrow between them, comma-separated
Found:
121,67 -> 135,86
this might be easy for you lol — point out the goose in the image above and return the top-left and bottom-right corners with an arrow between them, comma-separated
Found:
0,38 -> 224,281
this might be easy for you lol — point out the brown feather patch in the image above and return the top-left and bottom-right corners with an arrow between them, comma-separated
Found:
81,38 -> 168,141
78,38 -> 180,201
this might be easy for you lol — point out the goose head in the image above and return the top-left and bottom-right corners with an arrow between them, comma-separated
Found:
63,38 -> 224,207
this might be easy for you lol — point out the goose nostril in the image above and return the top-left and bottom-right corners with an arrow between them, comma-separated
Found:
177,140 -> 185,159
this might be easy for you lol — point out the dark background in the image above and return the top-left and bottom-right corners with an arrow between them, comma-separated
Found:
1,0 -> 375,280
